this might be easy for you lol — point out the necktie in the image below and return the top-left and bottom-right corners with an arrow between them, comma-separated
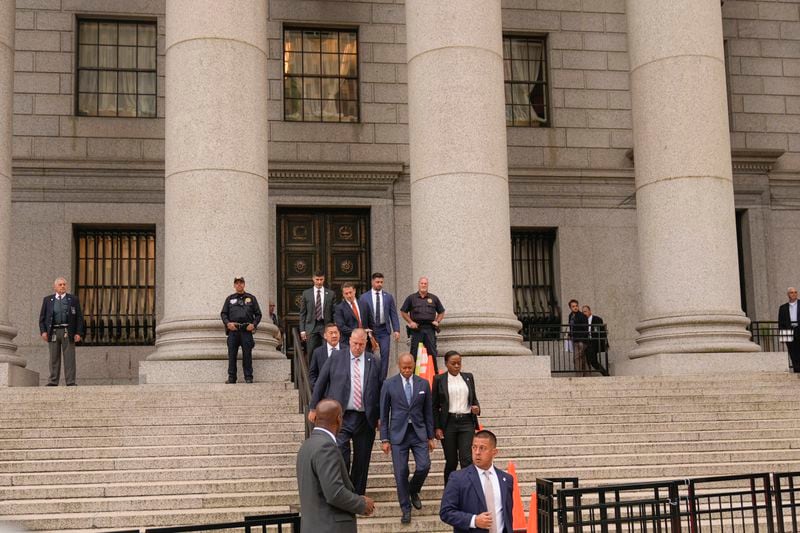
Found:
351,300 -> 362,328
404,378 -> 412,405
315,289 -> 322,320
375,291 -> 382,324
352,357 -> 362,410
484,470 -> 498,533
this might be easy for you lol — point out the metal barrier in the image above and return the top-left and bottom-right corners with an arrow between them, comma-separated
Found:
537,477 -> 579,533
143,512 -> 301,532
749,321 -> 791,353
681,473 -> 774,533
290,327 -> 314,438
773,472 -> 800,533
523,323 -> 609,376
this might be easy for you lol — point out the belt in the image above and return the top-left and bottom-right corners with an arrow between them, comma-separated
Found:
450,413 -> 472,419
53,324 -> 69,328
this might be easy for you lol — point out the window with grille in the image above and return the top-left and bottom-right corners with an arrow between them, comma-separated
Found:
283,27 -> 359,122
76,19 -> 157,118
504,35 -> 549,127
511,229 -> 559,328
75,228 -> 156,346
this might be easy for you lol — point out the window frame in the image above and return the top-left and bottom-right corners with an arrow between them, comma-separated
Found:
73,226 -> 157,346
74,17 -> 158,119
503,34 -> 550,128
511,228 -> 560,330
282,26 -> 360,123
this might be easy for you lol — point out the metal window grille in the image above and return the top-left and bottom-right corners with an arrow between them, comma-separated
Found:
504,35 -> 549,127
75,228 -> 156,346
512,229 -> 560,329
283,27 -> 359,122
76,19 -> 158,118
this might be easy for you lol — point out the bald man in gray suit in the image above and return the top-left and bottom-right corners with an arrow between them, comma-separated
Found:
296,399 -> 375,532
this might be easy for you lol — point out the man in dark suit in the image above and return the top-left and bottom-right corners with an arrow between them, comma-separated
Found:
440,430 -> 514,533
568,299 -> 590,376
299,271 -> 335,361
39,277 -> 85,386
335,282 -> 374,348
359,272 -> 401,380
380,353 -> 435,524
778,287 -> 799,372
309,328 -> 381,495
309,323 -> 343,390
582,305 -> 608,373
296,398 -> 375,533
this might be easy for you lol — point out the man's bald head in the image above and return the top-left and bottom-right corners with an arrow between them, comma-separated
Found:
314,399 -> 343,433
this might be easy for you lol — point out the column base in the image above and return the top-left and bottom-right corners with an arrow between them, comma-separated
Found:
0,362 -> 39,387
454,353 -> 550,378
139,358 -> 290,384
630,313 -> 760,358
612,351 -> 788,376
437,314 -> 532,357
149,316 -> 282,361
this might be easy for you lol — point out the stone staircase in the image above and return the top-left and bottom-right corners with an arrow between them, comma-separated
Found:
1,373 -> 800,532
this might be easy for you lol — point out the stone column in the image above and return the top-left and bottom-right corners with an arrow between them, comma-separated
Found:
144,0 -> 281,382
404,0 -> 535,375
0,0 -> 36,386
624,0 -> 762,372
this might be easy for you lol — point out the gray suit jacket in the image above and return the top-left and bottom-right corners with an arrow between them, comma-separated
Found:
298,286 -> 335,334
296,429 -> 365,533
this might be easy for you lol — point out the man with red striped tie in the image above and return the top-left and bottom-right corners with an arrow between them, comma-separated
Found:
308,328 -> 382,495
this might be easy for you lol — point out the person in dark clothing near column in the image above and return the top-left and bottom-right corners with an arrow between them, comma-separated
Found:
582,305 -> 608,373
400,277 -> 445,373
220,276 -> 262,383
779,287 -> 800,372
568,299 -> 589,376
39,277 -> 85,386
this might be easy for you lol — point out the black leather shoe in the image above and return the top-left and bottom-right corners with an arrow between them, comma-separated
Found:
46,383 -> 57,387
66,383 -> 77,387
401,510 -> 411,524
410,492 -> 422,510
225,379 -> 236,384
245,378 -> 253,383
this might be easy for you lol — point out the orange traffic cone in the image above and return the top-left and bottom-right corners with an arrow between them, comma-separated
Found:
527,490 -> 538,533
506,462 -> 527,532
415,343 -> 435,390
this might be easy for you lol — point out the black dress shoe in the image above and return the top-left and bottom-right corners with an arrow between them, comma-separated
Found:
245,378 -> 253,383
66,383 -> 77,387
225,379 -> 236,384
410,492 -> 422,510
401,510 -> 411,524
46,383 -> 57,387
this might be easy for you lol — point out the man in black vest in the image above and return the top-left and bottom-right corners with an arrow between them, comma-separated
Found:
220,276 -> 262,383
39,277 -> 85,386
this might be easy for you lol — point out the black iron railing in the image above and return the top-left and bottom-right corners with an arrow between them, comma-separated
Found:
142,512 -> 300,532
749,321 -> 791,353
523,323 -> 609,376
291,327 -> 314,438
681,473 -> 774,533
773,472 -> 800,533
537,477 -> 579,533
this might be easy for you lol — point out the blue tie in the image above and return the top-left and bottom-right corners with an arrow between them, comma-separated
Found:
404,378 -> 412,405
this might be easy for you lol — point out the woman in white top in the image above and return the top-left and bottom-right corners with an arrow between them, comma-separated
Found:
431,350 -> 481,484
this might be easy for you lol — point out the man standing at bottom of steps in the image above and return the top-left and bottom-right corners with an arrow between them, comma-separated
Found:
297,399 -> 375,532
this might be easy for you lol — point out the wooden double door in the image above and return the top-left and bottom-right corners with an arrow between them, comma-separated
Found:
277,208 -> 371,347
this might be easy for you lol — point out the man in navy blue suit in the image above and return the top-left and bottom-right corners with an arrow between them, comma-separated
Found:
308,328 -> 381,495
335,282 -> 374,347
359,272 -> 401,380
440,430 -> 514,533
308,323 -> 343,390
380,353 -> 435,524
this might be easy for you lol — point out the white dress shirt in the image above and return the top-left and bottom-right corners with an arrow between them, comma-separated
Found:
447,373 -> 471,414
326,343 -> 338,357
470,464 -> 504,532
790,301 -> 798,323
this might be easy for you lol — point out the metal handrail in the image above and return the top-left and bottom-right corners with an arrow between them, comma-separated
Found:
291,327 -> 314,438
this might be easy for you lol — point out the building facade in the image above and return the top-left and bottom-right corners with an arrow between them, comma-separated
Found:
0,0 -> 798,384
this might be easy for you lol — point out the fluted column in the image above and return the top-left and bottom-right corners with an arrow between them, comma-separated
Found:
0,0 -> 24,369
405,0 -> 530,359
150,0 -> 278,363
626,0 -> 759,364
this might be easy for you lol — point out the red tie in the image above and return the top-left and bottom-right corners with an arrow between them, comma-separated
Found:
350,301 -> 362,328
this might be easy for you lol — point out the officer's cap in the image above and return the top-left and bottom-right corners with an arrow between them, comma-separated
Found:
233,276 -> 245,283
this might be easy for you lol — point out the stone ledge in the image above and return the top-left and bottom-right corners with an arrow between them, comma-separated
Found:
139,359 -> 291,384
611,351 -> 789,376
0,362 -> 40,387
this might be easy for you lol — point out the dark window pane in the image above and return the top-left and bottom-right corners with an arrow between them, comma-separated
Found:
284,98 -> 302,121
98,94 -> 117,116
118,94 -> 136,116
504,83 -> 512,105
78,93 -> 97,115
79,45 -> 97,68
138,24 -> 156,46
99,23 -> 117,45
340,79 -> 357,100
503,36 -> 549,127
99,45 -> 117,68
119,24 -> 137,46
79,22 -> 98,45
79,70 -> 98,92
341,101 -> 358,122
138,95 -> 156,117
138,72 -> 156,95
284,77 -> 301,98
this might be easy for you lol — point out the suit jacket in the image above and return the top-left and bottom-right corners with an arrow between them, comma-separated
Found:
299,286 -> 335,334
358,290 -> 400,334
310,349 -> 381,427
569,311 -> 589,342
432,372 -> 480,432
779,302 -> 799,330
39,293 -> 86,341
334,299 -> 374,341
296,428 -> 365,533
440,464 -> 514,533
587,315 -> 609,352
380,374 -> 434,445
309,342 -> 342,390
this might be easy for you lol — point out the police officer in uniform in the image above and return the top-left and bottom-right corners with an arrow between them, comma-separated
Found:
220,276 -> 262,383
400,276 -> 445,373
